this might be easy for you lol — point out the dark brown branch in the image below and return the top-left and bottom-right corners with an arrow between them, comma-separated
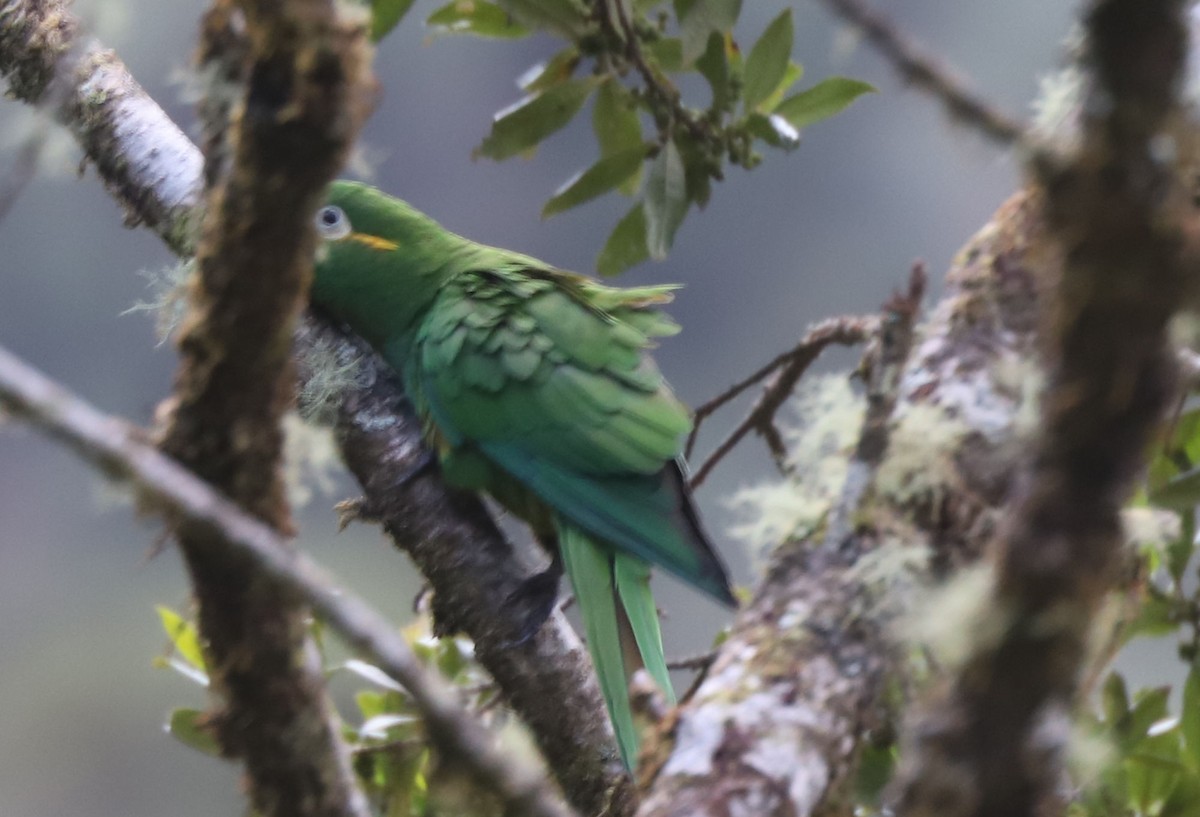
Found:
304,321 -> 637,816
665,651 -> 717,673
0,343 -> 573,817
0,2 -> 630,809
688,315 -> 877,488
893,3 -> 1191,817
816,0 -> 1026,147
154,1 -> 374,815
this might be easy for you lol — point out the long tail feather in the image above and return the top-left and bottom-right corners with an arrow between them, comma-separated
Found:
613,553 -> 675,705
558,519 -> 673,768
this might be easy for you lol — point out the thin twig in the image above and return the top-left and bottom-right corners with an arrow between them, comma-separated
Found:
0,342 -> 574,817
688,315 -> 877,489
823,264 -> 926,549
0,113 -> 45,223
685,314 -> 877,458
602,0 -> 713,148
817,0 -> 1027,148
666,650 -> 717,672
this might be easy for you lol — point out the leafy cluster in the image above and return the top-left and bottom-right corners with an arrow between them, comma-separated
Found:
156,607 -> 521,817
1011,406 -> 1200,817
366,0 -> 873,274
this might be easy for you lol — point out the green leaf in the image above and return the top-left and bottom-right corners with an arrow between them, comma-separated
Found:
1127,737 -> 1185,816
593,79 -> 644,194
497,0 -> 589,37
854,742 -> 896,804
1103,672 -> 1131,725
475,77 -> 597,160
156,605 -> 206,670
1127,688 -> 1172,749
1183,663 -> 1200,769
597,204 -> 649,276
370,0 -> 417,41
1129,587 -> 1179,640
426,1 -> 530,38
647,37 -> 684,72
759,61 -> 803,113
356,689 -> 390,720
167,708 -> 222,757
518,48 -> 580,93
678,0 -> 742,65
594,80 -> 642,155
360,713 -> 419,740
742,9 -> 792,113
1169,513 -> 1196,585
695,31 -> 732,113
746,112 -> 800,149
1151,466 -> 1200,510
643,139 -> 688,259
679,139 -> 714,208
436,636 -> 472,679
341,658 -> 405,692
153,655 -> 209,687
543,148 -> 647,217
775,76 -> 876,128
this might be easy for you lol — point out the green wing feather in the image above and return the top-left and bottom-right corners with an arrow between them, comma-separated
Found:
412,264 -> 734,604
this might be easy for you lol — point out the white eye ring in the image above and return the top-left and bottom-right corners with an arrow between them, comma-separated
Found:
315,205 -> 351,240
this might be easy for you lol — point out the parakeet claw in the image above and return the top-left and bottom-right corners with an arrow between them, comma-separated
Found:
500,553 -> 564,646
334,497 -> 378,531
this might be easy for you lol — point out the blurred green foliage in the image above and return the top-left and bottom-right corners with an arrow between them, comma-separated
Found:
156,606 -> 522,817
365,0 -> 873,273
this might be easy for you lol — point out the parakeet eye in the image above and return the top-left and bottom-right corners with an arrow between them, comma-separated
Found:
315,205 -> 351,240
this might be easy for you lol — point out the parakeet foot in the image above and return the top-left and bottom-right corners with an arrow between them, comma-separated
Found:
501,553 -> 564,646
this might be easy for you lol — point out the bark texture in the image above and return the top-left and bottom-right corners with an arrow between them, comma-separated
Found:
154,1 -> 375,816
895,3 -> 1193,816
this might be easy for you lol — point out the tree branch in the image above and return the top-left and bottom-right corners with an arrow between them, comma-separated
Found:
635,177 -> 1075,814
815,0 -> 1026,147
893,2 -> 1192,816
149,0 -> 375,815
0,0 -> 203,252
0,342 -> 573,817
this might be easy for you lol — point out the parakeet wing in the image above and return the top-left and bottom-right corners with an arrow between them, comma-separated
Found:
413,265 -> 733,604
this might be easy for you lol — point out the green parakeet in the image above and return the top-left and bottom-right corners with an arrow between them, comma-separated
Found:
310,182 -> 735,767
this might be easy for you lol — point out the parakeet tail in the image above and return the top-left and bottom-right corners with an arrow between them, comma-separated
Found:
558,519 -> 676,769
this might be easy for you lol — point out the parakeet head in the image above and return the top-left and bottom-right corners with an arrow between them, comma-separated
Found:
310,181 -> 461,346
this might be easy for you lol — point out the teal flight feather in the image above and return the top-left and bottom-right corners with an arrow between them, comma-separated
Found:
310,182 -> 734,768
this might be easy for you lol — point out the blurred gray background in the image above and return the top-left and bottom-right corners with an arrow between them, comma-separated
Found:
0,1 -> 1082,814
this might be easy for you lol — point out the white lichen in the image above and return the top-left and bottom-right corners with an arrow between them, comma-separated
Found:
296,334 -> 369,424
874,402 -> 965,508
902,564 -> 1001,668
282,413 -> 343,508
727,373 -> 865,559
124,259 -> 194,343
